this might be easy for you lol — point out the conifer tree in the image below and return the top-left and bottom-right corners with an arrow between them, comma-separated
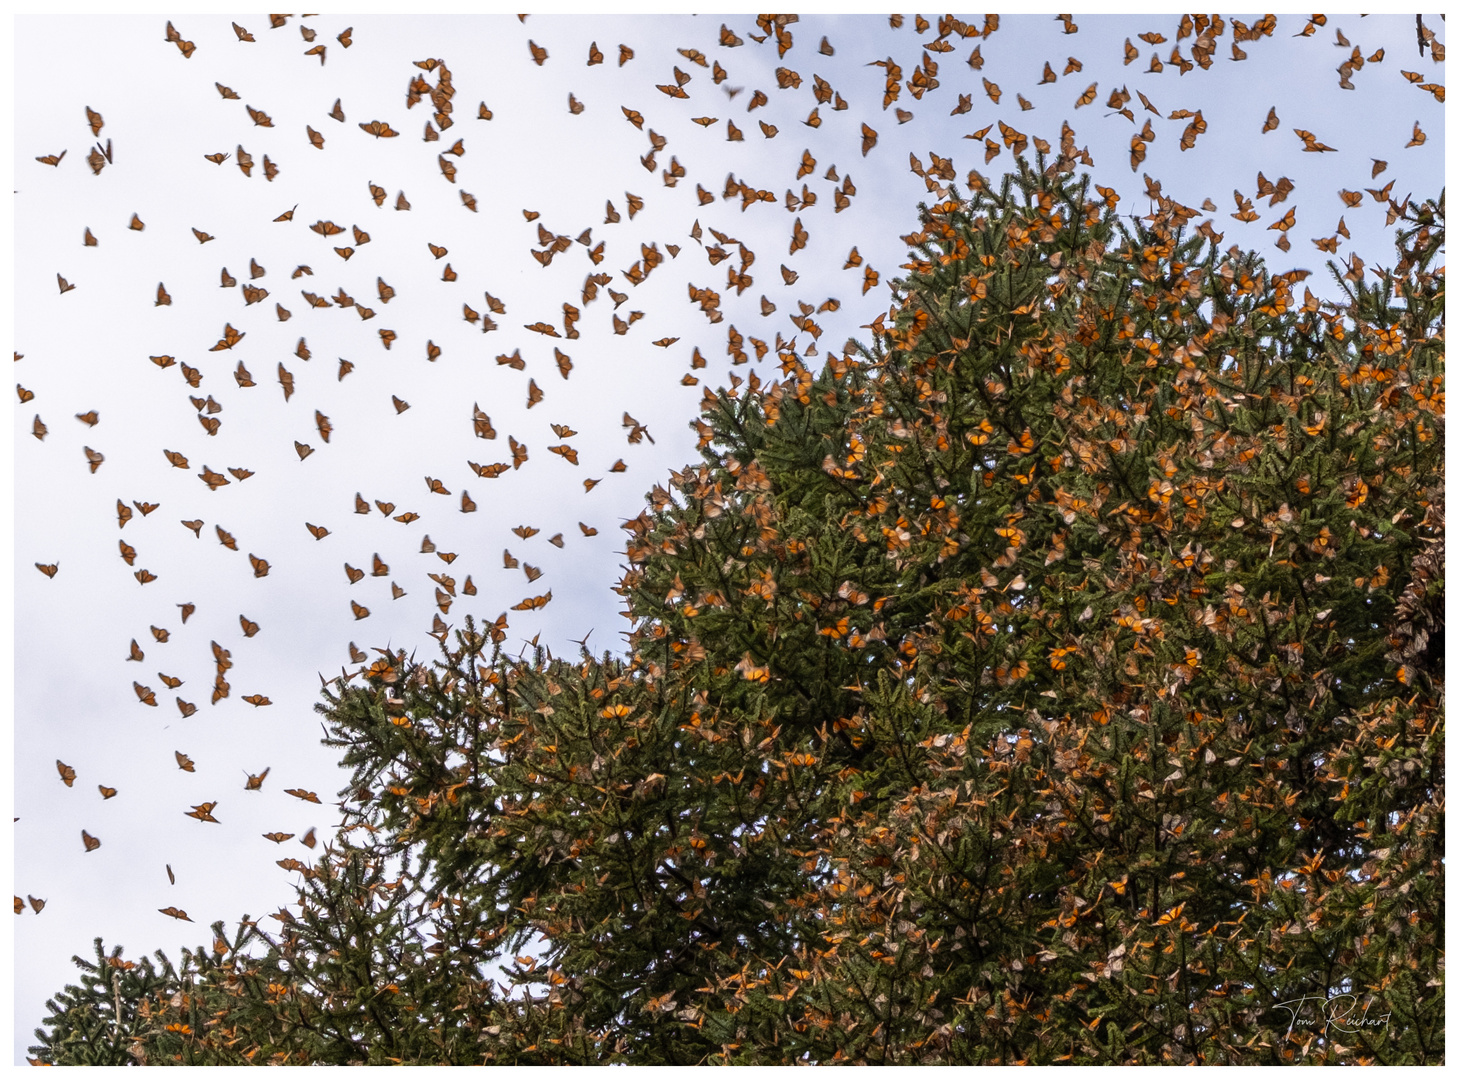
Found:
32,162 -> 1443,1065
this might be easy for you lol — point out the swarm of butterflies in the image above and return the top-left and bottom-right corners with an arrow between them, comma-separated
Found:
15,11 -> 1442,965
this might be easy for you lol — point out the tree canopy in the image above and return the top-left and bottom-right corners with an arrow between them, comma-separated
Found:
32,161 -> 1444,1066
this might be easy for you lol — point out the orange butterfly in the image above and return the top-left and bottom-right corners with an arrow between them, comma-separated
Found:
185,802 -> 220,823
245,768 -> 270,791
82,831 -> 101,852
209,323 -> 245,351
359,120 -> 399,138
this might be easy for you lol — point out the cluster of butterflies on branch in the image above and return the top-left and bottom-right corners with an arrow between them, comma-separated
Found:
18,12 -> 1441,924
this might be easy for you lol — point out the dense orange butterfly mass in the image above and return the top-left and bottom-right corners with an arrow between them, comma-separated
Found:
12,15 -> 1440,1037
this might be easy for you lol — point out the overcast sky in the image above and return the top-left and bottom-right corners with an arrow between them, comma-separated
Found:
7,8 -> 1445,1058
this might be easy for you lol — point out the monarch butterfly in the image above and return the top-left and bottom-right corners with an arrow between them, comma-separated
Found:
35,560 -> 57,577
249,554 -> 270,577
242,694 -> 271,707
358,120 -> 399,138
351,601 -> 370,620
35,150 -> 65,166
98,786 -> 116,800
228,467 -> 253,482
301,828 -> 318,849
185,802 -> 220,823
127,639 -> 144,662
511,592 -> 553,611
245,768 -> 270,791
304,44 -> 325,64
1294,127 -> 1336,152
158,906 -> 190,921
209,323 -> 244,351
82,831 -> 101,852
57,760 -> 77,787
216,82 -> 239,99
306,125 -> 324,150
285,788 -> 322,804
262,832 -> 293,844
232,21 -> 254,41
